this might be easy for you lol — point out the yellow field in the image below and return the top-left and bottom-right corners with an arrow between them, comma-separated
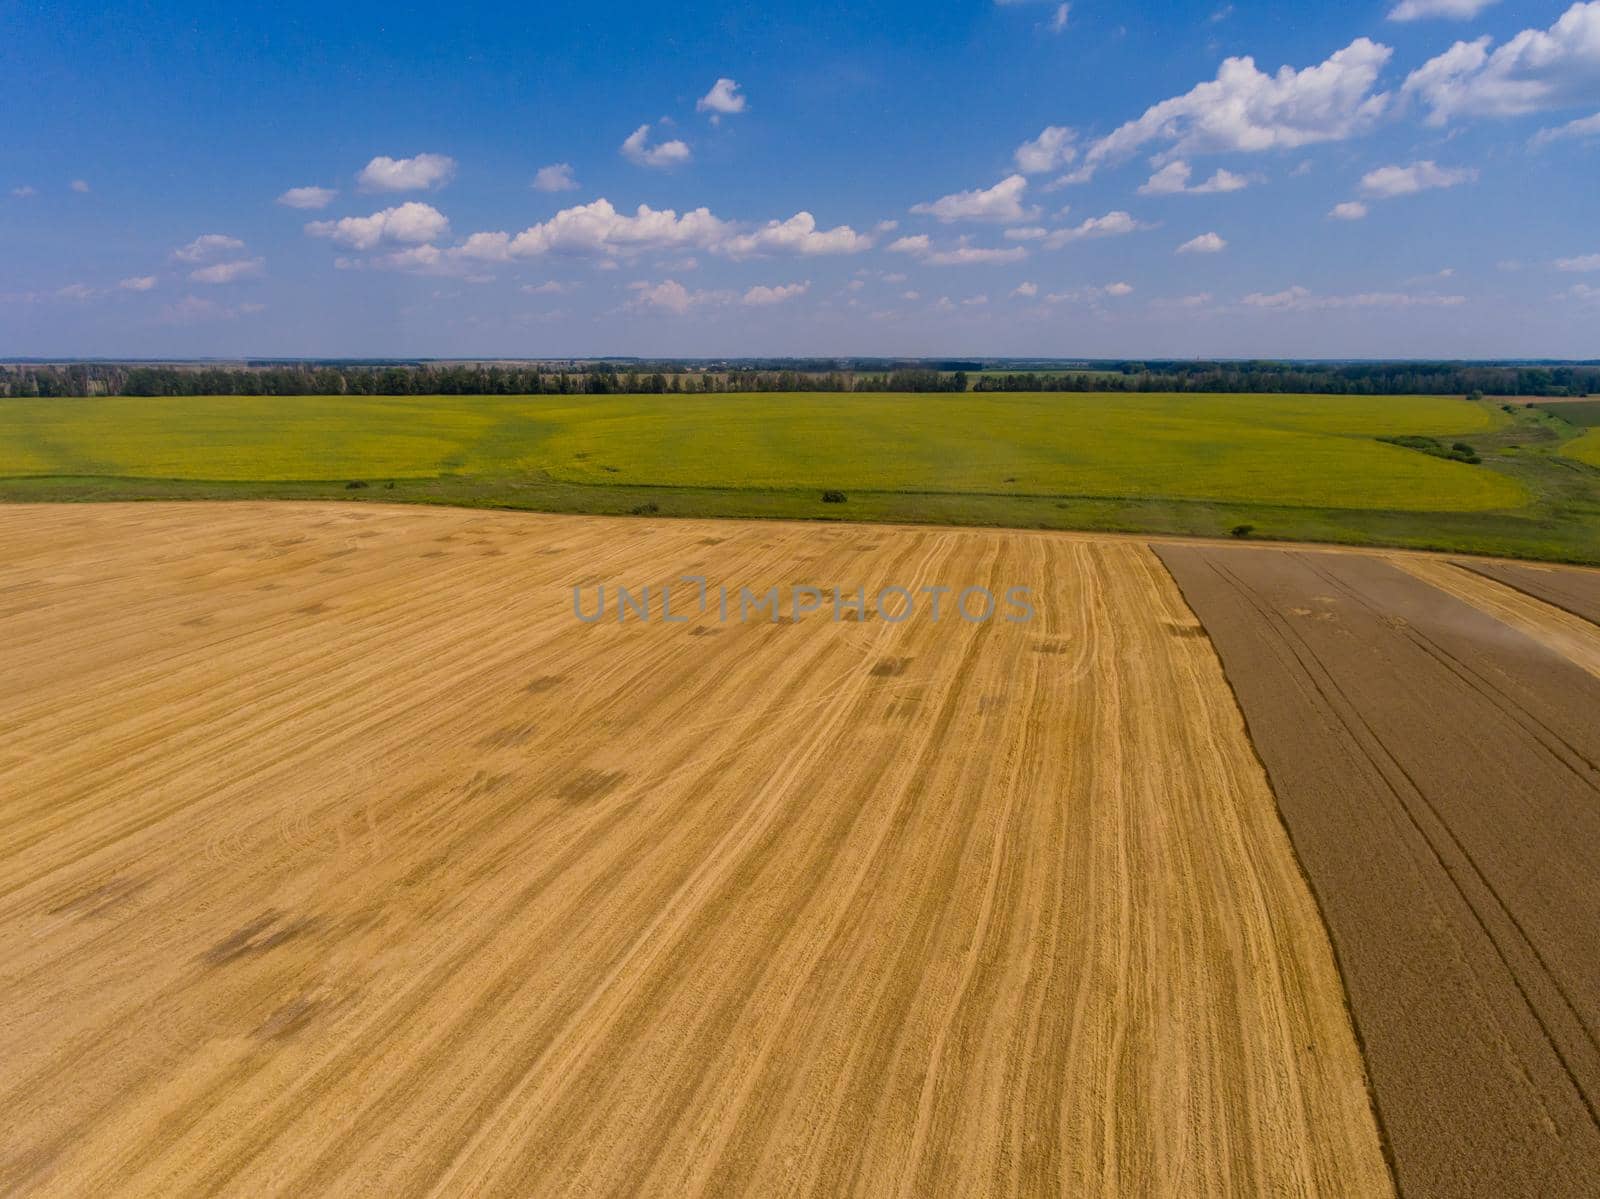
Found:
0,504 -> 1389,1196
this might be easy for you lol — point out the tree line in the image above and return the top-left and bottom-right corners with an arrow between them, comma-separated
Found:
1,360 -> 1593,398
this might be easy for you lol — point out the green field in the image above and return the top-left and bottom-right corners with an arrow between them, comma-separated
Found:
3,391 -> 1598,563
1567,428 -> 1600,468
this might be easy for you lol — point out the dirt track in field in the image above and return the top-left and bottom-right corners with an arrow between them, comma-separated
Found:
1454,558 -> 1600,628
0,503 -> 1389,1197
1158,545 -> 1600,1199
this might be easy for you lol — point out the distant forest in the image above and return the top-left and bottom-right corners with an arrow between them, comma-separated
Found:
2,360 -> 1596,398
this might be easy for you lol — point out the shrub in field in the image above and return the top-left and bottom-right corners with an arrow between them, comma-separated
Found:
345,480 -> 368,489
821,490 -> 847,503
1230,524 -> 1254,538
629,501 -> 660,515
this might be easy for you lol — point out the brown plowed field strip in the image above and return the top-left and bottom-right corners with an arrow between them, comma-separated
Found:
1157,545 -> 1600,1199
1454,558 -> 1600,628
0,503 -> 1388,1197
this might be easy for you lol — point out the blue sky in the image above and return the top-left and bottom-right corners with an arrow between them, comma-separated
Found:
3,0 -> 1598,358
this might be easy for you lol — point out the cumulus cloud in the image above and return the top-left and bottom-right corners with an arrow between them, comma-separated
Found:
911,174 -> 1039,223
119,275 -> 157,291
621,124 -> 691,168
719,211 -> 875,257
1104,281 -> 1135,296
697,78 -> 747,118
1137,161 -> 1250,195
1389,0 -> 1499,19
532,163 -> 579,192
625,279 -> 732,314
1557,253 -> 1600,271
1329,200 -> 1370,219
1531,109 -> 1600,145
189,258 -> 264,284
277,186 -> 337,209
10,185 -> 37,198
1177,231 -> 1228,253
1079,39 -> 1392,179
1043,210 -> 1149,248
1567,282 -> 1600,301
888,234 -> 1027,265
306,202 -> 450,250
743,281 -> 809,305
70,179 -> 90,193
1013,281 -> 1039,297
357,153 -> 456,192
1404,2 -> 1600,124
1360,160 -> 1478,196
173,233 -> 246,262
1004,226 -> 1048,241
1243,285 -> 1465,309
455,200 -> 869,264
1013,125 -> 1078,174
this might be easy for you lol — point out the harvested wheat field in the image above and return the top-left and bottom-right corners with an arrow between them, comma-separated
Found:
1158,545 -> 1600,1199
0,503 -> 1390,1197
1453,557 -> 1600,628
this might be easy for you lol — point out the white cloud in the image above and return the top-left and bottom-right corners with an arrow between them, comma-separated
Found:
1013,281 -> 1039,296
1177,231 -> 1228,253
173,233 -> 246,262
118,275 -> 158,291
719,211 -> 874,257
1004,226 -> 1048,240
925,244 -> 1028,265
306,202 -> 450,250
357,153 -> 456,192
505,199 -> 724,257
621,124 -> 692,168
1013,125 -> 1078,174
461,199 -> 867,263
55,283 -> 102,301
889,234 -> 1026,265
1079,39 -> 1392,179
627,279 -> 706,314
1051,4 -> 1070,33
521,280 -> 574,294
1389,0 -> 1499,20
1557,253 -> 1600,271
911,174 -> 1039,223
743,281 -> 809,306
1329,200 -> 1370,219
1531,109 -> 1600,145
277,186 -> 337,210
1042,283 -> 1133,303
10,185 -> 37,198
336,244 -> 492,281
1360,160 -> 1478,196
1043,210 -> 1149,248
532,163 -> 579,192
1137,161 -> 1250,195
1243,285 -> 1465,309
697,78 -> 747,118
70,179 -> 90,193
1404,3 -> 1600,124
1567,282 -> 1600,301
189,258 -> 264,284
902,290 -> 922,300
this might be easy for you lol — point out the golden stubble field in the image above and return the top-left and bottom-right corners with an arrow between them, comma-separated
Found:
0,503 -> 1391,1197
